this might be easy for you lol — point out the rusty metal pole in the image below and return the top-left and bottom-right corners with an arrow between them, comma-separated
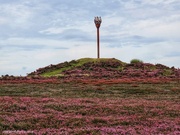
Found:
94,17 -> 102,59
97,27 -> 100,58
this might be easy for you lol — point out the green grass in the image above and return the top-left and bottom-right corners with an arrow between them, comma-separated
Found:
77,58 -> 124,64
163,69 -> 173,76
42,67 -> 71,77
41,58 -> 125,77
130,59 -> 143,64
41,58 -> 98,77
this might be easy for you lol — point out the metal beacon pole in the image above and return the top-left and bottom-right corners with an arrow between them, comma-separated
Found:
94,17 -> 102,59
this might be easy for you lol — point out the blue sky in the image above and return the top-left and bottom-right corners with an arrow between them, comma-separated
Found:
0,0 -> 180,76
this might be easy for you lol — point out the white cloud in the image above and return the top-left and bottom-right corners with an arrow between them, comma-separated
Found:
0,17 -> 7,25
101,42 -> 180,68
143,0 -> 179,5
0,37 -> 73,48
0,0 -> 180,75
0,3 -> 34,28
130,18 -> 180,40
39,27 -> 65,35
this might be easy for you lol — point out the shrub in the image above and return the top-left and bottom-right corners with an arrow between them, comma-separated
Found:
130,59 -> 143,64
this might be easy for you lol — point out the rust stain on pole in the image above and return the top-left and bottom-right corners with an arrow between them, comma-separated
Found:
94,17 -> 102,59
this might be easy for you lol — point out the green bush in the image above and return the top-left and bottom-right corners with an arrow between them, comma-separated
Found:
130,59 -> 143,64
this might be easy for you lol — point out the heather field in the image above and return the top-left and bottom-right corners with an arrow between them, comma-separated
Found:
0,79 -> 180,134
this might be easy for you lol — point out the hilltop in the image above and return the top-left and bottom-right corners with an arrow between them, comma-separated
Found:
28,58 -> 180,79
28,58 -> 125,77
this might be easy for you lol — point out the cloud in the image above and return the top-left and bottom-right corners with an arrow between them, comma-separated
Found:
101,41 -> 180,68
40,28 -> 94,42
0,37 -> 71,48
0,0 -> 180,76
0,2 -> 34,27
130,17 -> 180,40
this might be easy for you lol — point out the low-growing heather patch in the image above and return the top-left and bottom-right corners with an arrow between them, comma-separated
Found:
0,96 -> 179,134
0,81 -> 179,134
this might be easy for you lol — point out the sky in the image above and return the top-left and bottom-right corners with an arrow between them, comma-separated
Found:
0,0 -> 180,76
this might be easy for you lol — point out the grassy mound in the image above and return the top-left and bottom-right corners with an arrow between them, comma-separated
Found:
28,58 -> 125,77
27,58 -> 179,79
